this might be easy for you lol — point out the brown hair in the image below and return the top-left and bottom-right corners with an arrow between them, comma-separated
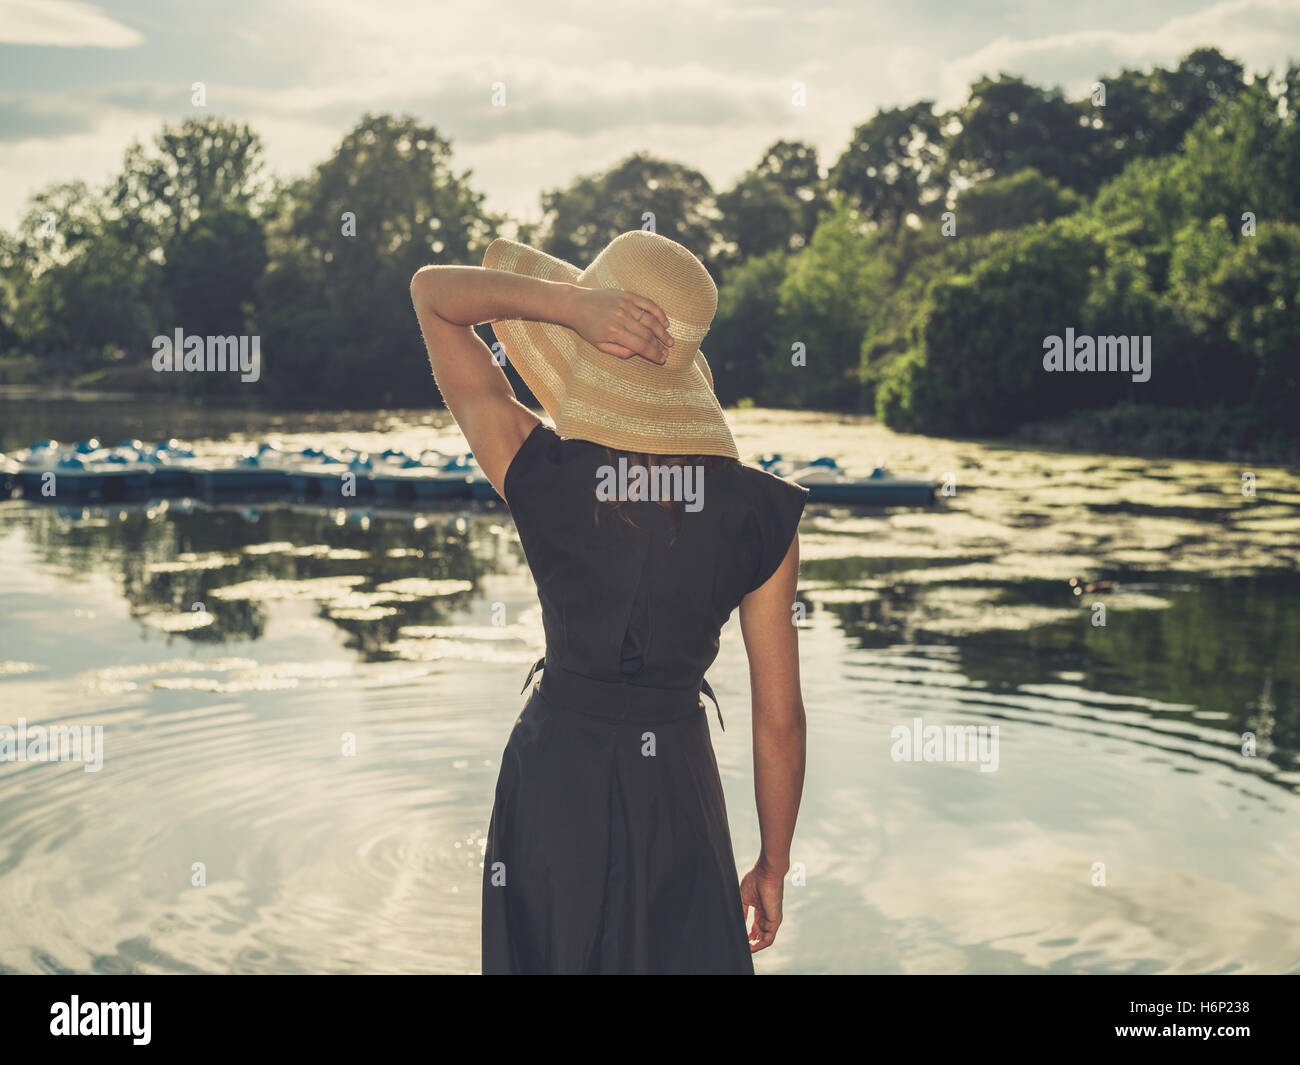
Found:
595,446 -> 734,543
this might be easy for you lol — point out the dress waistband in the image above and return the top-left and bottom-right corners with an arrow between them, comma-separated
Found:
520,657 -> 724,730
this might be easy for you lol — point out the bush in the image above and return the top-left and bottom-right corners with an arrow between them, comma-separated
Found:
763,199 -> 889,409
707,248 -> 787,406
955,167 -> 1083,237
876,221 -> 1108,434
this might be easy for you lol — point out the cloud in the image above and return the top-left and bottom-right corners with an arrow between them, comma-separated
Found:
3,0 -> 1300,232
939,0 -> 1300,105
0,83 -> 200,143
0,93 -> 97,140
244,62 -> 777,145
0,0 -> 144,48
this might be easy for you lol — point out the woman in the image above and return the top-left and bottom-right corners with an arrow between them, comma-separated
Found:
409,230 -> 807,974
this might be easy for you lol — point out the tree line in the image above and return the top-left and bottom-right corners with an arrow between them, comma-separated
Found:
0,47 -> 1295,456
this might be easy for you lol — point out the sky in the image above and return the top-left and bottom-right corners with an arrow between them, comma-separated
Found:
1,0 -> 1299,233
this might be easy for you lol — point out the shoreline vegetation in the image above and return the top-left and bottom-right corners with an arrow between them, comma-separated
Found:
3,387 -> 1295,469
1,47 -> 1296,466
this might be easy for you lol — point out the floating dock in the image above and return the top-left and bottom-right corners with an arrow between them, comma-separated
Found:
2,440 -> 938,506
1,439 -> 494,504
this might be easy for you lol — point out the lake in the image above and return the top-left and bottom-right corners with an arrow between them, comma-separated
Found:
1,395 -> 1298,974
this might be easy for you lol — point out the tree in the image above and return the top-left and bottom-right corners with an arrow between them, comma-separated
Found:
713,140 -> 828,279
877,222 -> 1108,434
110,117 -> 270,252
1158,48 -> 1247,145
161,206 -> 268,397
1211,224 -> 1300,416
1167,79 -> 1297,238
763,199 -> 890,409
538,153 -> 720,271
706,248 -> 788,404
6,182 -> 154,360
954,167 -> 1082,236
715,173 -> 803,263
1088,49 -> 1247,182
946,75 -> 1099,194
260,113 -> 495,405
747,139 -> 828,246
1171,220 -> 1300,417
830,102 -> 945,232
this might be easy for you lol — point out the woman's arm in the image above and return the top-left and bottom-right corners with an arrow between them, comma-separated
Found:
737,534 -> 806,952
408,264 -> 675,498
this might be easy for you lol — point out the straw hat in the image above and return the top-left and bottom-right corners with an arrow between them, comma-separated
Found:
481,230 -> 739,459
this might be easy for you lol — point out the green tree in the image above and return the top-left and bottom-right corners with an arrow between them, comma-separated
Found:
1212,224 -> 1300,416
714,141 -> 828,277
954,167 -> 1082,236
857,223 -> 1024,403
764,199 -> 889,409
706,248 -> 788,404
830,102 -> 945,232
111,117 -> 269,252
161,206 -> 269,397
538,153 -> 720,271
260,113 -> 495,405
1172,220 -> 1300,417
6,182 -> 154,360
1087,154 -> 1185,292
715,173 -> 802,263
748,139 -> 828,245
1167,78 -> 1297,237
946,75 -> 1099,194
877,222 -> 1108,433
1088,48 -> 1246,182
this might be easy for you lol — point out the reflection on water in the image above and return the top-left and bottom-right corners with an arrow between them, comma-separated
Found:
1,403 -> 1299,973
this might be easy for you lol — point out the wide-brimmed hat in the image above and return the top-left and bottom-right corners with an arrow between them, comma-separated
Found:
481,230 -> 739,459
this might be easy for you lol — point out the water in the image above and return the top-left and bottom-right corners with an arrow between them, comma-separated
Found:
2,397 -> 1298,974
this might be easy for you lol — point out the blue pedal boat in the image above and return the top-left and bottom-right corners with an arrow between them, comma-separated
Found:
758,454 -> 936,505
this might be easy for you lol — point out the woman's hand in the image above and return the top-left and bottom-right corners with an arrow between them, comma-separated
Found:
566,287 -> 675,364
740,858 -> 787,952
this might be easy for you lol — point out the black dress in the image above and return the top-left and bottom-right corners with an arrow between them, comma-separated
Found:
481,423 -> 808,974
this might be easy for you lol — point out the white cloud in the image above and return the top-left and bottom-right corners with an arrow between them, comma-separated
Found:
940,0 -> 1300,105
0,0 -> 144,48
3,0 -> 1300,232
0,112 -> 143,227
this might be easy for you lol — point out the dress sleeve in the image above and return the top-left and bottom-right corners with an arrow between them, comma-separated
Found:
503,421 -> 558,509
743,467 -> 810,593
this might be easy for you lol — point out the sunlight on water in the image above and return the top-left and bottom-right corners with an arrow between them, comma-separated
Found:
1,404 -> 1298,973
